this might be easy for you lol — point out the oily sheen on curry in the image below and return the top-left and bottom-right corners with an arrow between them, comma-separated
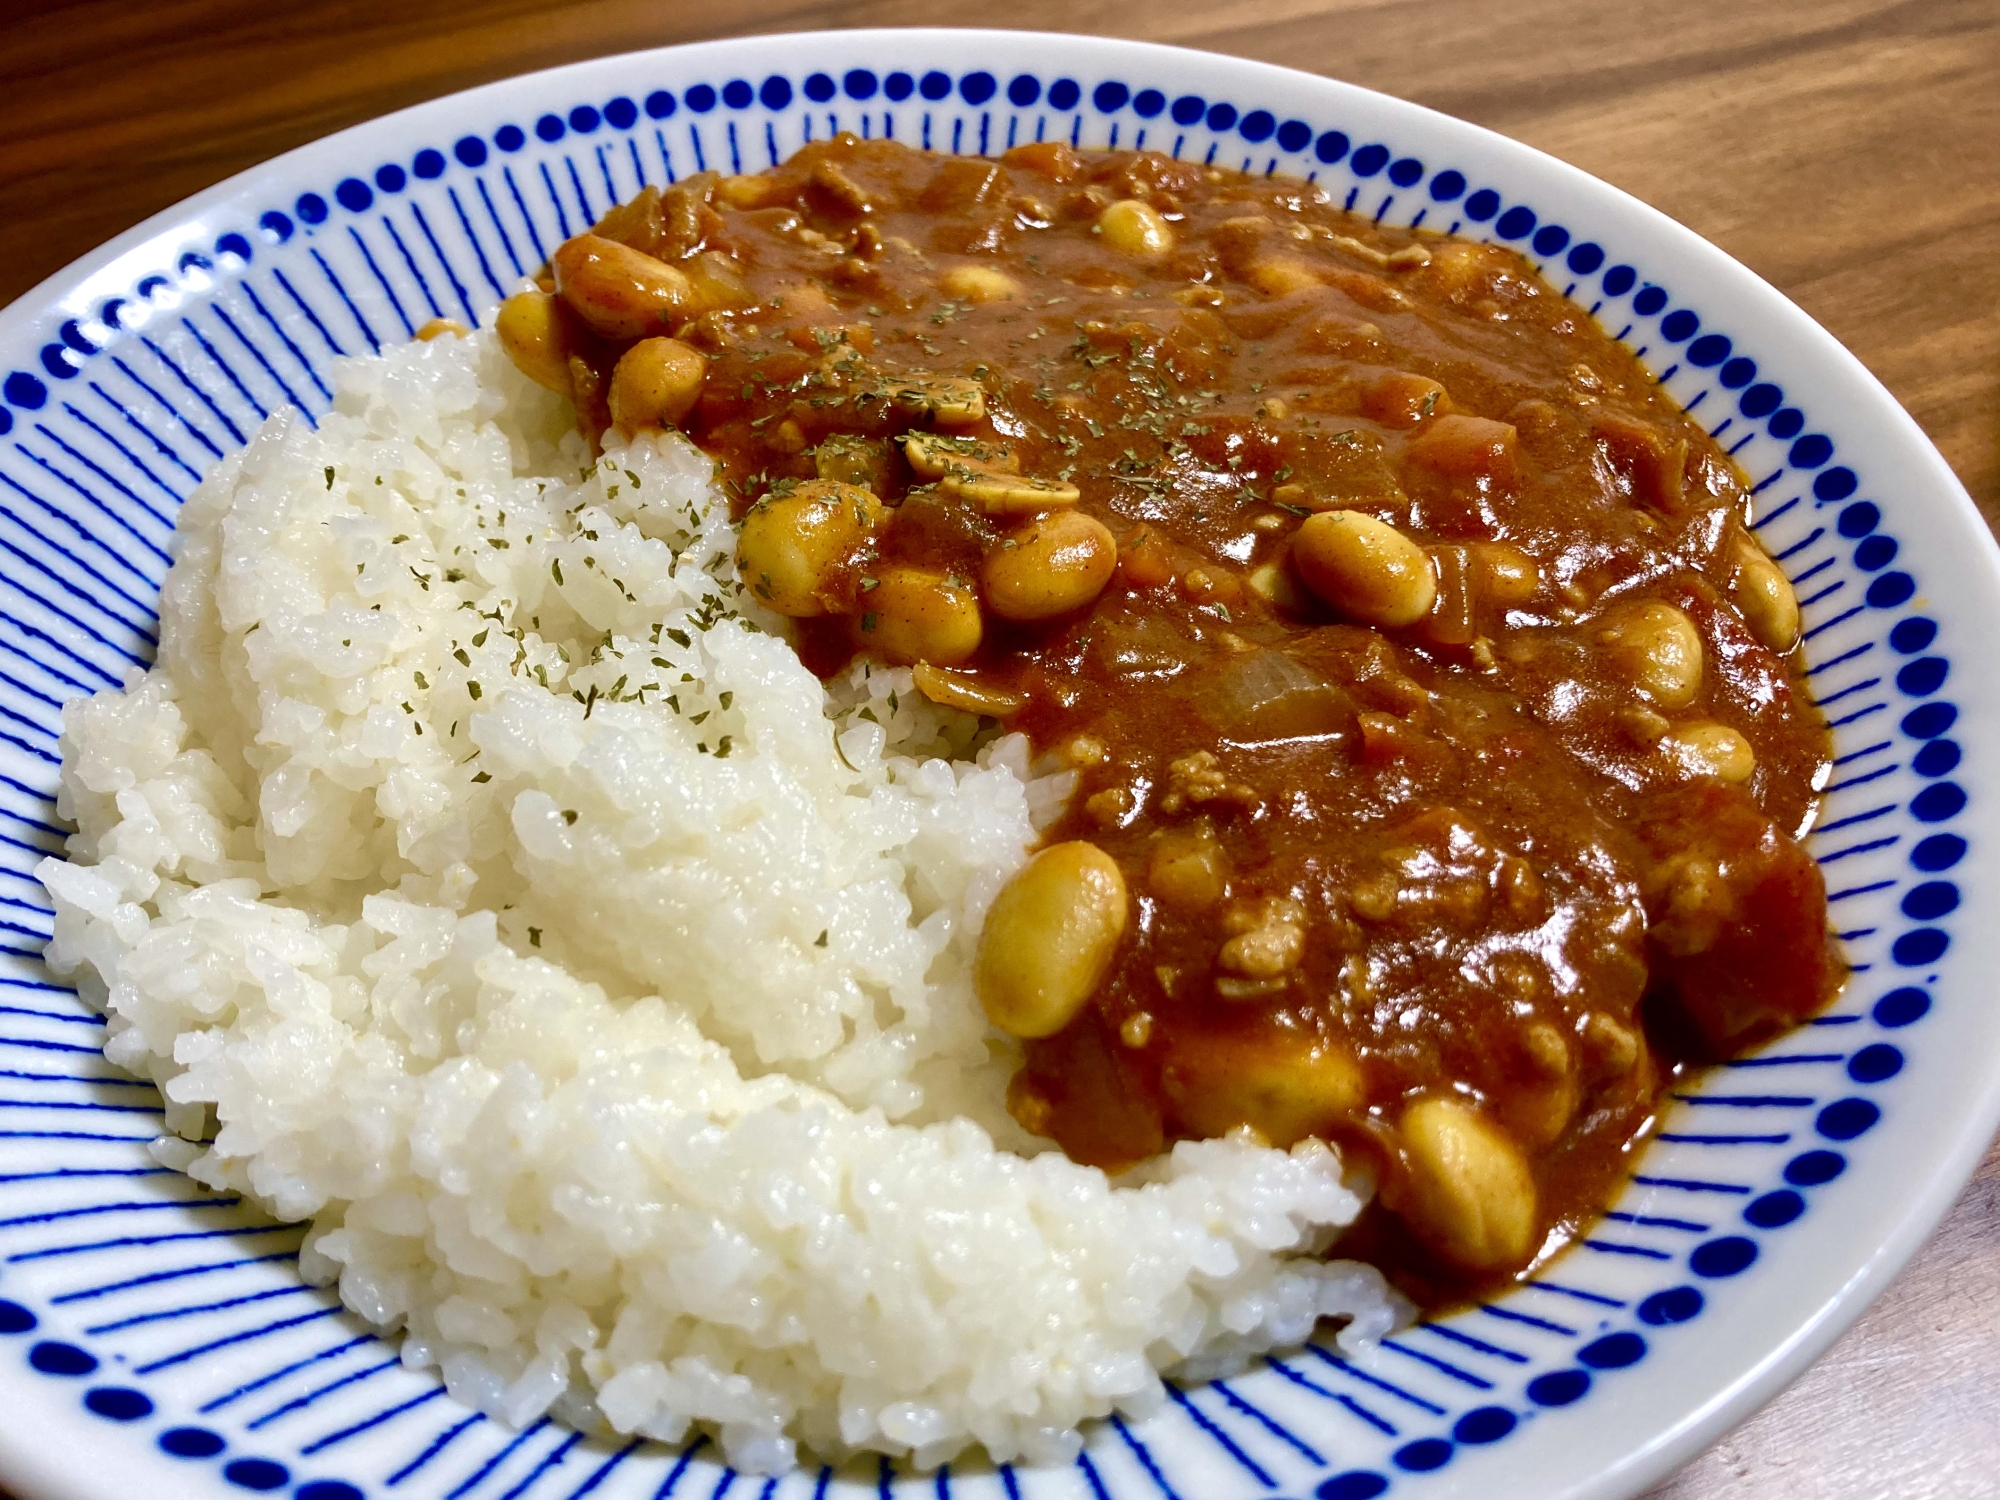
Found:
493,134 -> 1844,1308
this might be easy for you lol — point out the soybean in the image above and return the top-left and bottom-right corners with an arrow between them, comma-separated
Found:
735,480 -> 885,618
1476,542 -> 1541,606
495,291 -> 572,393
608,338 -> 708,435
1733,537 -> 1801,653
860,567 -> 984,666
1506,1024 -> 1580,1151
1598,600 -> 1703,708
976,842 -> 1130,1038
1161,1033 -> 1365,1145
1095,200 -> 1175,260
982,511 -> 1118,622
939,263 -> 1023,304
1660,721 -> 1756,783
551,233 -> 694,340
1291,510 -> 1437,627
1246,258 -> 1323,296
1397,1096 -> 1539,1271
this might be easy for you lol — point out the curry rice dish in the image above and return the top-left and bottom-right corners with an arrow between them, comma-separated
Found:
39,133 -> 1843,1467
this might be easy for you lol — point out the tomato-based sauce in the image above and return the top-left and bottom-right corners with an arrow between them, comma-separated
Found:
498,134 -> 1845,1308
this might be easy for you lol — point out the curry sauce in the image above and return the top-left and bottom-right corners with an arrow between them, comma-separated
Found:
494,134 -> 1844,1309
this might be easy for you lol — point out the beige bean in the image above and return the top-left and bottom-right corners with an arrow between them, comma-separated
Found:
939,263 -> 1023,304
1506,1024 -> 1580,1150
1398,1096 -> 1539,1271
976,842 -> 1130,1038
772,279 -> 837,322
1247,560 -> 1309,612
982,511 -> 1118,621
1162,1032 -> 1365,1145
1420,239 -> 1518,300
1660,721 -> 1756,783
1597,600 -> 1704,708
860,567 -> 984,666
1086,786 -> 1136,828
550,233 -> 694,340
1291,510 -> 1437,627
735,480 -> 885,618
1733,538 -> 1800,652
1477,543 -> 1541,606
1094,199 -> 1175,259
1582,1012 -> 1641,1080
415,317 -> 469,341
1523,1022 -> 1570,1076
494,291 -> 571,393
1360,371 -> 1449,428
813,434 -> 891,490
608,338 -> 708,435
1620,706 -> 1672,746
1245,258 -> 1323,296
1404,413 -> 1518,487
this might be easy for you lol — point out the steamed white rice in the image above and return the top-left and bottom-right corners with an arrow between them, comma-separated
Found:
36,329 -> 1401,1471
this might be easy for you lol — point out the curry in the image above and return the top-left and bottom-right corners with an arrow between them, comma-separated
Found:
493,134 -> 1844,1308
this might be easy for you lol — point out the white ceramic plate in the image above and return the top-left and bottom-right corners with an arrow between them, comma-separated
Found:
0,29 -> 1994,1500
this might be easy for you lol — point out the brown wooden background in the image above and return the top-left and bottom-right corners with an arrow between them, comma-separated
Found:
1,1 -> 1995,1495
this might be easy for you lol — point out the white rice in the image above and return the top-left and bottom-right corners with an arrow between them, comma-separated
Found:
36,329 -> 1402,1472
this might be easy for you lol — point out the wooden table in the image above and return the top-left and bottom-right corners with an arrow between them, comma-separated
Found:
2,2 -> 1995,1495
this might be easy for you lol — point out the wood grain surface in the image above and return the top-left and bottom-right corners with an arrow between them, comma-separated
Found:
0,2 -> 1995,1496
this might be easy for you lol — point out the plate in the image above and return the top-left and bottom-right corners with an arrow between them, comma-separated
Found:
0,28 -> 1994,1500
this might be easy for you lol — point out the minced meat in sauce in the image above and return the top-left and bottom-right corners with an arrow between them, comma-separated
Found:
495,134 -> 1844,1308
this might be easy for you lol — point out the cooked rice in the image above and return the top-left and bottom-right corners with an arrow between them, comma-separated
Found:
37,329 -> 1402,1472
